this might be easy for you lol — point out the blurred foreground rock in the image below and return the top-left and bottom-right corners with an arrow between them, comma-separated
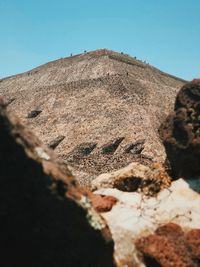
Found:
94,177 -> 200,266
91,80 -> 200,266
159,79 -> 200,178
0,100 -> 114,267
136,223 -> 200,266
89,193 -> 118,212
92,162 -> 171,196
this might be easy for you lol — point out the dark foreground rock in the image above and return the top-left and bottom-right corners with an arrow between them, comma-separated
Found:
136,223 -> 200,267
0,100 -> 114,267
159,79 -> 200,178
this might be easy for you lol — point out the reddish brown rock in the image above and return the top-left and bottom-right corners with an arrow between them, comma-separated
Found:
136,223 -> 200,267
0,100 -> 114,267
89,193 -> 118,212
186,229 -> 200,263
159,79 -> 200,178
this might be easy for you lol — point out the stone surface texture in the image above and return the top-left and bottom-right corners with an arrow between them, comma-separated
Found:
89,193 -> 118,212
136,223 -> 200,267
92,162 -> 171,196
159,79 -> 200,178
94,178 -> 200,266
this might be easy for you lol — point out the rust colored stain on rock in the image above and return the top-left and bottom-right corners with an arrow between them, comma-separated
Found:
89,194 -> 118,212
159,79 -> 200,179
136,223 -> 200,267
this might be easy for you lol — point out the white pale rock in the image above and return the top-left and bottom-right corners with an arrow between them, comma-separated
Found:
94,178 -> 200,267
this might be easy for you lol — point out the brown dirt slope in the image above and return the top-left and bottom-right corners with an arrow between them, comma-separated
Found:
0,49 -> 185,186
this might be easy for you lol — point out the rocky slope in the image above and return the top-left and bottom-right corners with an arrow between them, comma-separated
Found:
0,49 -> 185,186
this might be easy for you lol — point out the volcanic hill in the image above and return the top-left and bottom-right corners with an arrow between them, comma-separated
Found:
0,49 -> 186,186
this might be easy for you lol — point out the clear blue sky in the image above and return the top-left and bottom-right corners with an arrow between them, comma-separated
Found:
0,0 -> 199,80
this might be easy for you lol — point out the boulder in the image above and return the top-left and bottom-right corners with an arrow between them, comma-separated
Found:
91,162 -> 171,196
159,79 -> 200,178
89,193 -> 118,212
0,100 -> 114,267
94,178 -> 200,266
136,223 -> 200,267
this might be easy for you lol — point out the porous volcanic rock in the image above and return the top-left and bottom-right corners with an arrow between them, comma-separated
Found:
0,100 -> 114,267
159,79 -> 200,178
0,49 -> 185,186
136,223 -> 200,267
